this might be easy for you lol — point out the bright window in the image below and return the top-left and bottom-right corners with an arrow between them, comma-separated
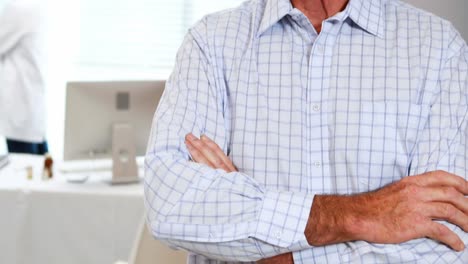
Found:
72,0 -> 244,80
45,0 -> 244,157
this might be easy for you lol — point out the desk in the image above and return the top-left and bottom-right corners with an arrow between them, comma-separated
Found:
0,154 -> 144,264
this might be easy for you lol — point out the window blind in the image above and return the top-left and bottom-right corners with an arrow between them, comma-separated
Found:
74,0 -> 244,79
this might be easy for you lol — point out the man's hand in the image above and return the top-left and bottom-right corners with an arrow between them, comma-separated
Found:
185,133 -> 294,263
307,171 -> 468,251
185,133 -> 237,172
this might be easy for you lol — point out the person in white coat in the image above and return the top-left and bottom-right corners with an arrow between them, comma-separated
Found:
0,0 -> 48,154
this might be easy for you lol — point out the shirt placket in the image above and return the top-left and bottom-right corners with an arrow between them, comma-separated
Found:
308,19 -> 343,194
293,13 -> 344,264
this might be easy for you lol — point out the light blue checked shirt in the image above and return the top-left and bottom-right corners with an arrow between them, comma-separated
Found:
144,0 -> 468,263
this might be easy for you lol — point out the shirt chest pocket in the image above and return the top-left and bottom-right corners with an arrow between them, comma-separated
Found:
332,102 -> 430,193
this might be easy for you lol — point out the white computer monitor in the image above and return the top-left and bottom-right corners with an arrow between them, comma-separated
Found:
64,80 -> 165,183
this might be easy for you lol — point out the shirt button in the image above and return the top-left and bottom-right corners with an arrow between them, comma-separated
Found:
312,104 -> 320,112
314,161 -> 321,167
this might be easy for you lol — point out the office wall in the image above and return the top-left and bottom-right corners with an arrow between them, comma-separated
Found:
404,0 -> 468,41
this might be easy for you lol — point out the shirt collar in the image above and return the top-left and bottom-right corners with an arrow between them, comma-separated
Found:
257,0 -> 387,38
257,0 -> 293,37
347,0 -> 387,38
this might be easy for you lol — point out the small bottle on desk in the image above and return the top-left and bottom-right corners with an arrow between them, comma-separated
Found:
42,153 -> 53,180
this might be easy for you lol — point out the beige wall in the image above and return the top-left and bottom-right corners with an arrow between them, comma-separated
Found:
404,0 -> 468,41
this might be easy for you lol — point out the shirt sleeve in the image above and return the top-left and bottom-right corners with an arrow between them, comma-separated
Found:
0,0 -> 42,55
143,27 -> 314,261
409,28 -> 468,177
452,46 -> 468,176
404,27 -> 468,262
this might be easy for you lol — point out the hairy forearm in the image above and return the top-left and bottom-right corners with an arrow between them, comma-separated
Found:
305,194 -> 357,246
304,172 -> 468,251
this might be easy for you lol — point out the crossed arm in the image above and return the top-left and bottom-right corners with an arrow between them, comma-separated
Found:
184,133 -> 468,263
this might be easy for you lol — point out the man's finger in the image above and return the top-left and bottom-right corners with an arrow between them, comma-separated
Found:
200,135 -> 237,172
423,187 -> 468,215
185,138 -> 215,168
425,221 -> 465,251
408,171 -> 468,195
186,134 -> 232,172
423,202 -> 468,232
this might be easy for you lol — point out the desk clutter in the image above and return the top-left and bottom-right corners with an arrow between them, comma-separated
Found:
19,153 -> 54,181
2,153 -> 145,185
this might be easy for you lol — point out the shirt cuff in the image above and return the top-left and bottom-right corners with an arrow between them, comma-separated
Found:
254,190 -> 314,248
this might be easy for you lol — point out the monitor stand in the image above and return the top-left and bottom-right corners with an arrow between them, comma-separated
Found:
111,123 -> 139,184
